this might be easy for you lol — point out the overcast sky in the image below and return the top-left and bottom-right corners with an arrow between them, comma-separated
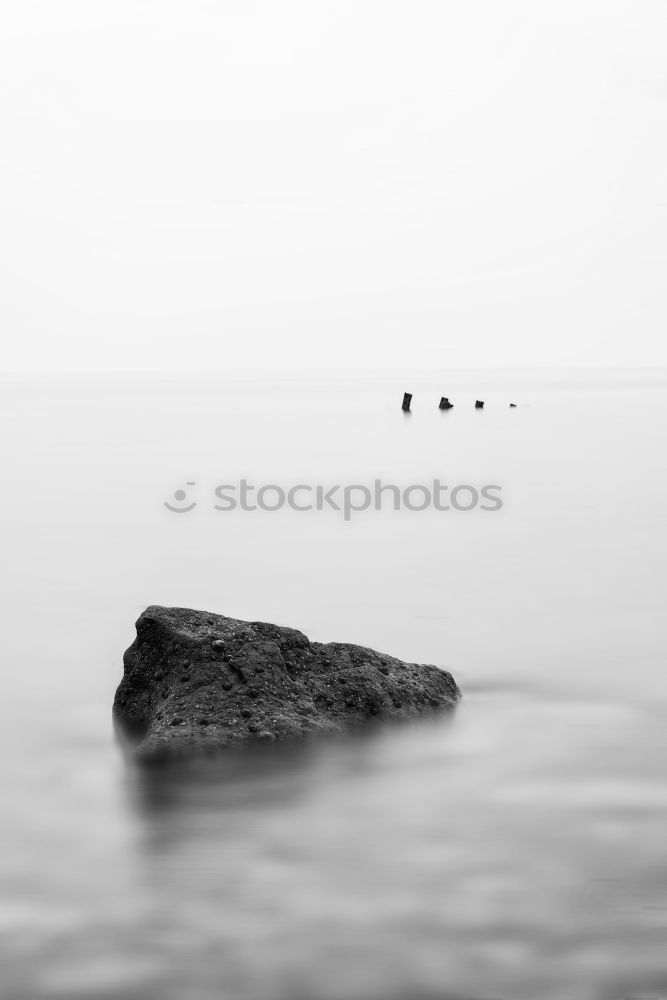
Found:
0,0 -> 665,372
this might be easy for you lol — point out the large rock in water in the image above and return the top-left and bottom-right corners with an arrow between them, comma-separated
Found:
113,606 -> 460,761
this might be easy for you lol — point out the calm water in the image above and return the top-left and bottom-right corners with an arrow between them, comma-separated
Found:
1,370 -> 667,1000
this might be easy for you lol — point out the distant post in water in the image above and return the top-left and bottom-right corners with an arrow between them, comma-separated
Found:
402,392 -> 413,411
475,400 -> 484,409
439,397 -> 454,410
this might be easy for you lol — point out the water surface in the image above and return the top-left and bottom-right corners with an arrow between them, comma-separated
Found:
1,370 -> 666,1000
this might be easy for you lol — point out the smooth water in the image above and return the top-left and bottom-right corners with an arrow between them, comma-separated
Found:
1,370 -> 666,1000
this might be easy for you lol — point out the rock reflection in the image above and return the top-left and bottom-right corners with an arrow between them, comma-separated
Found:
124,711 -> 456,840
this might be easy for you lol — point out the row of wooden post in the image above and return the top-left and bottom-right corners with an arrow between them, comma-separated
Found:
402,393 -> 516,411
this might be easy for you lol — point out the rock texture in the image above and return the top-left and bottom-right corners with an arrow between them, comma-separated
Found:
114,606 -> 460,761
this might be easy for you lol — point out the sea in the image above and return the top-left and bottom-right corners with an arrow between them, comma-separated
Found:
1,369 -> 666,1000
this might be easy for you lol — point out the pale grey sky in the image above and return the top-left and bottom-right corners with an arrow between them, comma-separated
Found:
0,0 -> 665,372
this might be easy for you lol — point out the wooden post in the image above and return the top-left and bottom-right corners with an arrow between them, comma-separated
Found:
439,397 -> 453,409
402,392 -> 413,411
475,400 -> 484,408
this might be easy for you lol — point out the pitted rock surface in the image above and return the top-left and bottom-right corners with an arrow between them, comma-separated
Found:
114,606 -> 460,761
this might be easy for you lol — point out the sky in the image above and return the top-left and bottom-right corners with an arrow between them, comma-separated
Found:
0,0 -> 665,373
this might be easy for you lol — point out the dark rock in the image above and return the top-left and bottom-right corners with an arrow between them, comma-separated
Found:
402,392 -> 412,411
113,606 -> 460,761
439,397 -> 454,409
475,400 -> 484,408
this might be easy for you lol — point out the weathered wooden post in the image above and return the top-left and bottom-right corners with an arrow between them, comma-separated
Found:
439,397 -> 454,409
402,392 -> 413,411
475,400 -> 484,409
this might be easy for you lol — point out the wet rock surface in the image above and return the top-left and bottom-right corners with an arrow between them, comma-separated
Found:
114,606 -> 460,761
